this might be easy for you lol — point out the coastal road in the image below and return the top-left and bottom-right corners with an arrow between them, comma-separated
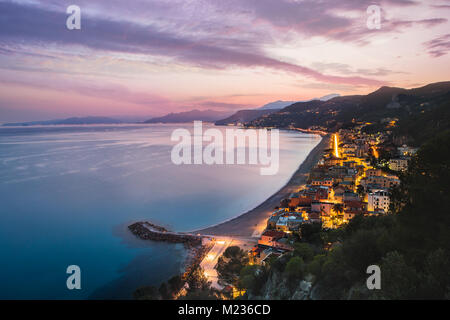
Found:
200,238 -> 232,290
200,237 -> 257,290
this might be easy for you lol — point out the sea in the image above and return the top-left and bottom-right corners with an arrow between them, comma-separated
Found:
0,123 -> 321,299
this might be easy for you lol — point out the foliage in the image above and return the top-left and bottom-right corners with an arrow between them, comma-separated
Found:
284,256 -> 305,281
133,285 -> 160,300
293,243 -> 314,262
237,265 -> 268,295
186,266 -> 211,292
216,246 -> 249,285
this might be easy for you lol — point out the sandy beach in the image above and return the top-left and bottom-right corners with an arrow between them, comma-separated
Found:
195,134 -> 330,237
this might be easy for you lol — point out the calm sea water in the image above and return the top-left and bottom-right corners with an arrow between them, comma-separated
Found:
0,123 -> 320,299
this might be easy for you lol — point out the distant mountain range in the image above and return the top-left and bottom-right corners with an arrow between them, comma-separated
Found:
2,116 -> 123,126
144,109 -> 233,124
258,94 -> 340,110
2,93 -> 347,127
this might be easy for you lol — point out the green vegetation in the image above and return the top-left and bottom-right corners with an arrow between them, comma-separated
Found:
133,266 -> 219,300
133,274 -> 184,300
216,246 -> 249,285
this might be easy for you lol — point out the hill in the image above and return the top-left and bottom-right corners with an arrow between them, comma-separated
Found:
246,81 -> 450,145
215,109 -> 281,126
144,109 -> 232,124
217,94 -> 341,125
259,101 -> 297,110
2,116 -> 123,126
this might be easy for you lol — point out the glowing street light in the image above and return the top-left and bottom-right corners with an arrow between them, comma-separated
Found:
334,134 -> 340,158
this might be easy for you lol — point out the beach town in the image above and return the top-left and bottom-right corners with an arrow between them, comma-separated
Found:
130,120 -> 418,299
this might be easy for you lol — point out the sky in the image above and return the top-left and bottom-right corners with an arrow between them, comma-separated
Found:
0,0 -> 449,122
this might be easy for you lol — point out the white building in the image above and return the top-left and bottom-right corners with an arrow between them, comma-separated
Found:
368,190 -> 390,213
389,158 -> 409,171
398,145 -> 418,157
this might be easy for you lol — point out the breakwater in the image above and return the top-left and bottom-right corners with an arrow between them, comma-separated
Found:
128,221 -> 203,247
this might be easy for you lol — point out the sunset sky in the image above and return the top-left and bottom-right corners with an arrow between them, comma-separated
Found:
0,0 -> 449,121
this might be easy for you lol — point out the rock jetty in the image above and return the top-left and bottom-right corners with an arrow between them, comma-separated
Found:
128,221 -> 203,247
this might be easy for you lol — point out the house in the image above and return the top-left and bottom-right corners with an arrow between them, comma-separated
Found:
258,230 -> 285,247
275,214 -> 304,232
339,181 -> 354,190
366,168 -> 383,177
343,191 -> 359,202
311,201 -> 334,216
368,190 -> 390,212
267,215 -> 280,229
306,211 -> 321,223
311,178 -> 334,187
328,165 -> 348,178
397,145 -> 418,157
366,175 -> 400,189
290,193 -> 314,206
344,200 -> 366,220
389,158 -> 409,171
333,185 -> 346,201
275,216 -> 289,231
251,247 -> 280,265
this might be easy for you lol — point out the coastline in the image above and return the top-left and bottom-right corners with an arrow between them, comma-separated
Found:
194,133 -> 330,237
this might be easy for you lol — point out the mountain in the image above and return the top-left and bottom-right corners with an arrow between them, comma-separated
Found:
144,109 -> 233,123
258,94 -> 340,110
2,116 -> 123,126
319,93 -> 340,101
246,82 -> 450,142
215,109 -> 280,126
216,94 -> 342,125
259,101 -> 297,110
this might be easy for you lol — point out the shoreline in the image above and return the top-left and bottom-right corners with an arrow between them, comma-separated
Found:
194,134 -> 330,237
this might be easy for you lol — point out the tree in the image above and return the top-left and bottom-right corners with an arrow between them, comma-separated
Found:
216,246 -> 249,285
159,282 -> 170,299
420,248 -> 450,299
284,256 -> 305,280
223,246 -> 248,261
186,266 -> 210,292
307,254 -> 327,277
133,285 -> 160,300
168,275 -> 184,294
238,265 -> 267,295
300,222 -> 322,244
293,243 -> 314,262
378,251 -> 420,299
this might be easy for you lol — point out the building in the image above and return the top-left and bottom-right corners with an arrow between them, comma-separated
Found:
275,215 -> 303,232
364,175 -> 400,189
311,178 -> 334,187
343,191 -> 359,202
368,190 -> 390,213
311,201 -> 334,216
366,168 -> 383,177
258,230 -> 285,247
343,200 -> 366,220
267,215 -> 280,229
397,145 -> 418,156
389,158 -> 409,171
